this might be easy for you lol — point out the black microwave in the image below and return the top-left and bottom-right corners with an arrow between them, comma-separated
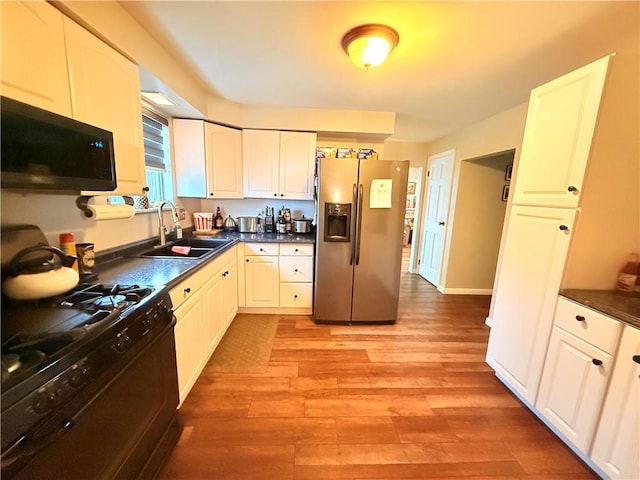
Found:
1,96 -> 117,192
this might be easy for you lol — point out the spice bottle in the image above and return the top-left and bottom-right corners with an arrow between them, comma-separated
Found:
59,232 -> 79,272
616,253 -> 638,292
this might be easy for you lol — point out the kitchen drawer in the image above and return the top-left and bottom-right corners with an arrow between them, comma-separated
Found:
244,242 -> 279,256
280,283 -> 312,308
554,297 -> 622,354
169,255 -> 222,309
279,256 -> 314,283
280,244 -> 314,256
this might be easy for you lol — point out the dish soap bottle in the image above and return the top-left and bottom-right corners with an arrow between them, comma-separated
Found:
616,253 -> 638,292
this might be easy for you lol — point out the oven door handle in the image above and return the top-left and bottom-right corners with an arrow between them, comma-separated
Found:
1,418 -> 75,476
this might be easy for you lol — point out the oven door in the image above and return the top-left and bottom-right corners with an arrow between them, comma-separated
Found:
6,327 -> 181,480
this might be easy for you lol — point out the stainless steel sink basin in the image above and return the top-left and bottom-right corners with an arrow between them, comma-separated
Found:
172,238 -> 231,249
136,237 -> 232,259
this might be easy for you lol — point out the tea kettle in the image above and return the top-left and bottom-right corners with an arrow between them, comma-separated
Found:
224,215 -> 237,232
2,246 -> 79,300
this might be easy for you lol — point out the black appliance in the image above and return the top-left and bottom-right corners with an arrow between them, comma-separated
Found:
0,281 -> 182,479
0,96 -> 117,191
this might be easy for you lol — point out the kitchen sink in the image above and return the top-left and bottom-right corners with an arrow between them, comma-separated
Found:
136,237 -> 233,259
138,246 -> 213,258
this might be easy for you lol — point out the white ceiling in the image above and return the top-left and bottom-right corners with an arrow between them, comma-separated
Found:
122,1 -> 639,142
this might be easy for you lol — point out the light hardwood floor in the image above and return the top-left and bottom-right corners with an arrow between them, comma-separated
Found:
160,247 -> 598,479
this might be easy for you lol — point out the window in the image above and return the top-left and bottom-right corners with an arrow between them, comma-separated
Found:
110,107 -> 174,209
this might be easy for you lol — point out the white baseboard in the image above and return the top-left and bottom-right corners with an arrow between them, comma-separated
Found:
438,287 -> 493,295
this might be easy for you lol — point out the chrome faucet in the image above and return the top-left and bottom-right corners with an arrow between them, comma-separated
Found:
157,200 -> 180,246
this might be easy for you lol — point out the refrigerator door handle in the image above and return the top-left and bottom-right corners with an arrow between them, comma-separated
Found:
350,183 -> 357,265
355,183 -> 364,265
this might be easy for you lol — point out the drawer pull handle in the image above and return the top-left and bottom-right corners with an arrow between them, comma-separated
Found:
294,295 -> 298,299
184,287 -> 191,294
259,248 -> 264,252
559,224 -> 569,231
575,315 -> 585,322
592,358 -> 603,366
295,248 -> 299,252
632,355 -> 640,365
567,185 -> 578,192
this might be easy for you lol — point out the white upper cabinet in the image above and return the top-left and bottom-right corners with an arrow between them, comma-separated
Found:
174,119 -> 243,199
512,55 -> 610,208
63,17 -> 146,196
243,129 -> 316,200
1,1 -> 72,117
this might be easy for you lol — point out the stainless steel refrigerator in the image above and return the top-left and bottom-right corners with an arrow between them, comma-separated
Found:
314,157 -> 409,324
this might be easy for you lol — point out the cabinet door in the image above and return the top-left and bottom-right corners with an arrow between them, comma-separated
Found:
243,129 -> 280,198
222,257 -> 239,327
512,55 -> 610,208
279,131 -> 317,200
486,206 -> 576,404
206,123 -> 243,199
173,291 -> 205,403
244,256 -> 279,307
63,17 -> 146,196
536,326 -> 612,452
174,119 -> 207,198
591,326 -> 640,479
202,270 -> 224,356
1,1 -> 71,116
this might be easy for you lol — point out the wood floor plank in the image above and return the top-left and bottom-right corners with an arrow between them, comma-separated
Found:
159,248 -> 599,480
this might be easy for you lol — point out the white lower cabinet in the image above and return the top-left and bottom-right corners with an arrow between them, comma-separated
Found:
279,244 -> 314,311
590,325 -> 640,479
171,245 -> 238,404
240,242 -> 314,313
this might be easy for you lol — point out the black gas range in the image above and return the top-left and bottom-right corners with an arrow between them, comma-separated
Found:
1,282 -> 182,479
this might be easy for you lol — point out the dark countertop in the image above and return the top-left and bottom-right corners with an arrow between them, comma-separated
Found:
559,289 -> 640,329
94,232 -> 315,290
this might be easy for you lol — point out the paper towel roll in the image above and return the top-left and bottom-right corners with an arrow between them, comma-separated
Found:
83,204 -> 135,221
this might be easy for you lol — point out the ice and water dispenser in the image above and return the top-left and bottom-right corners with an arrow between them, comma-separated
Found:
323,203 -> 351,242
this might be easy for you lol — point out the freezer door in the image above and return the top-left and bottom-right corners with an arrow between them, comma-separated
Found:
351,160 -> 409,322
314,157 -> 358,322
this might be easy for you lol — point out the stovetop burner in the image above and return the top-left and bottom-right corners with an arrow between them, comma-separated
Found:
1,283 -> 155,392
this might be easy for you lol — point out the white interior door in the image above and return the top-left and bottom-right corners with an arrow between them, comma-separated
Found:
418,150 -> 454,287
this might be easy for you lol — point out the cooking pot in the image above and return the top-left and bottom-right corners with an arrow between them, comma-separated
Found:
237,216 -> 259,233
293,216 -> 313,234
2,246 -> 79,300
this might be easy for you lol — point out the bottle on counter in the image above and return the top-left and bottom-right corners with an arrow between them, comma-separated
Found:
616,253 -> 638,292
214,206 -> 224,229
59,232 -> 79,273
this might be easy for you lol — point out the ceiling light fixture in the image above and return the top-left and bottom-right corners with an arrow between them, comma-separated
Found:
341,24 -> 399,69
141,91 -> 176,106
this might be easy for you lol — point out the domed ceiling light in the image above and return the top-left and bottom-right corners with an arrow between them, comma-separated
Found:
341,24 -> 399,69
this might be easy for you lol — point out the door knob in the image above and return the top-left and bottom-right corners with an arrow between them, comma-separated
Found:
438,221 -> 445,226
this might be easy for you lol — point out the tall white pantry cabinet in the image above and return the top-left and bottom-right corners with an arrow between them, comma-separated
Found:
486,55 -> 612,403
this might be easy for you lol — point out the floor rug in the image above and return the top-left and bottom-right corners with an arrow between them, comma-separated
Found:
208,314 -> 279,373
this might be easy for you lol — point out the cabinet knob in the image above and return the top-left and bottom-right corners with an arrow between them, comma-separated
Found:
209,192 -> 214,196
259,248 -> 264,252
184,287 -> 191,294
632,355 -> 640,365
295,248 -> 299,252
438,221 -> 445,226
280,194 -> 284,197
142,186 -> 150,192
567,185 -> 578,192
294,269 -> 298,272
273,193 -> 277,197
559,224 -> 569,231
592,358 -> 603,366
294,294 -> 298,299
246,259 -> 250,262
575,315 -> 585,322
